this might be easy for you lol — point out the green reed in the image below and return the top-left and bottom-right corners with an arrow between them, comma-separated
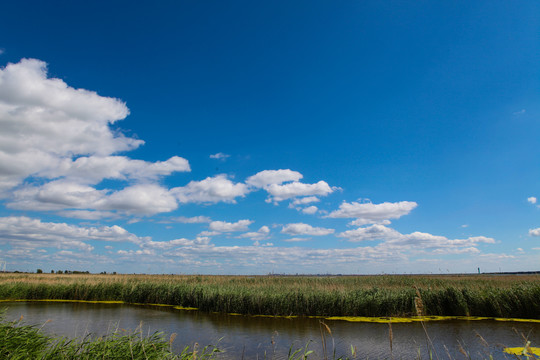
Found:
0,273 -> 538,318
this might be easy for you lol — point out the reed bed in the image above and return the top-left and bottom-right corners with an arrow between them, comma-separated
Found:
0,273 -> 538,318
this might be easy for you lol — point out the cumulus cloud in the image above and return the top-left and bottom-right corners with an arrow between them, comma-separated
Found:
159,243 -> 404,271
301,206 -> 318,215
246,169 -> 303,188
283,237 -> 311,242
102,184 -> 178,215
39,156 -> 190,184
529,228 -> 540,236
198,231 -> 221,237
209,219 -> 254,232
281,223 -> 334,236
328,201 -> 417,225
245,170 -> 336,203
338,224 -> 496,255
142,236 -> 210,250
266,181 -> 335,202
338,224 -> 402,242
167,216 -> 212,224
291,197 -> 320,206
238,226 -> 271,240
172,175 -> 250,204
0,59 -> 140,195
209,152 -> 230,160
57,210 -> 118,220
1,216 -> 501,273
0,216 -> 145,252
9,182 -> 178,216
9,181 -> 106,211
389,232 -> 495,249
527,197 -> 537,204
0,58 -> 197,219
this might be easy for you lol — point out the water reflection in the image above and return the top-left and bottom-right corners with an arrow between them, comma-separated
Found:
3,302 -> 539,359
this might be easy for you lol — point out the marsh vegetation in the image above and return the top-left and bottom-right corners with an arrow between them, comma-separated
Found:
0,273 -> 538,319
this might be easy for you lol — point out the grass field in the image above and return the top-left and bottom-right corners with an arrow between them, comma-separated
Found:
0,273 -> 538,318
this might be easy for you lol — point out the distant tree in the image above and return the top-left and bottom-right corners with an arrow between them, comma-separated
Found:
56,270 -> 63,274
51,270 -> 54,274
36,269 -> 43,274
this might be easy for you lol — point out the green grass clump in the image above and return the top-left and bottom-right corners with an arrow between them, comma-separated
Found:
0,310 -> 219,359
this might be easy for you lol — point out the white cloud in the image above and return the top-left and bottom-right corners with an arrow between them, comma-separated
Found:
527,197 -> 537,204
281,223 -> 334,236
9,180 -> 107,211
529,228 -> 540,236
301,206 -> 318,215
259,225 -> 270,234
338,224 -> 401,242
198,231 -> 221,237
102,184 -> 178,215
477,253 -> 515,260
172,175 -> 250,204
9,182 -> 178,216
0,58 -> 194,218
167,216 -> 212,224
0,217 -> 502,274
0,59 -> 141,196
246,169 -> 303,188
57,210 -> 118,220
283,237 -> 311,242
143,236 -> 210,250
349,219 -> 391,226
209,219 -> 254,232
338,224 -> 495,256
328,201 -> 417,225
238,226 -> 271,240
117,249 -> 155,256
389,232 -> 495,249
209,152 -> 230,160
266,181 -> 335,202
245,170 -> 336,203
40,155 -> 190,184
0,216 -> 145,252
291,197 -> 320,206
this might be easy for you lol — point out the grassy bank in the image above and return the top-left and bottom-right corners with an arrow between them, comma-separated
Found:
0,273 -> 538,318
0,310 -> 219,359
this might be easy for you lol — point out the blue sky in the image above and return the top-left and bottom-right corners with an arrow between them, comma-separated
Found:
0,1 -> 539,274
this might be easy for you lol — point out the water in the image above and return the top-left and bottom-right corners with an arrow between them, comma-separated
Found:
2,301 -> 539,359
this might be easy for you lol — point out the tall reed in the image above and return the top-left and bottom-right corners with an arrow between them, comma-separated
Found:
0,273 -> 538,318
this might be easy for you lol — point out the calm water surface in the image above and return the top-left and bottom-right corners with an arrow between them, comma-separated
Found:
3,302 -> 539,359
